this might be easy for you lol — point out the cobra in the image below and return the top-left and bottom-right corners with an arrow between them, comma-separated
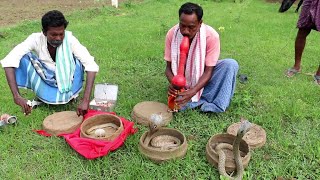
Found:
143,113 -> 163,146
215,120 -> 252,180
150,135 -> 181,150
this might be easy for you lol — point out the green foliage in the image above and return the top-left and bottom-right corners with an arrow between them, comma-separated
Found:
0,0 -> 319,179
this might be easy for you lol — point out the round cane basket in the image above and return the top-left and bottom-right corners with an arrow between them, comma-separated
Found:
227,122 -> 266,149
131,101 -> 173,126
206,133 -> 251,173
139,128 -> 188,163
80,114 -> 123,141
43,111 -> 83,136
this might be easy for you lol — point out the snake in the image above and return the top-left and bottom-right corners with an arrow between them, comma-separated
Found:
86,123 -> 119,138
143,113 -> 181,150
215,120 -> 252,180
150,135 -> 181,150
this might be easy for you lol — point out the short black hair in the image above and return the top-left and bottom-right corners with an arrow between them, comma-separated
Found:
179,2 -> 203,21
41,10 -> 69,33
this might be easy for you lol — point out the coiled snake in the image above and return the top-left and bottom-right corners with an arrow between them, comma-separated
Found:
150,135 -> 181,150
143,113 -> 181,150
86,123 -> 119,138
215,120 -> 251,180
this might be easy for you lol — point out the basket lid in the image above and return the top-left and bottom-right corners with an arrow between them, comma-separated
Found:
227,122 -> 266,149
43,111 -> 83,136
131,101 -> 173,126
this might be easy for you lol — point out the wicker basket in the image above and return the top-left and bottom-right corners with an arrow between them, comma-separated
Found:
206,133 -> 251,173
227,122 -> 266,149
80,114 -> 123,141
42,111 -> 83,136
131,101 -> 173,126
139,128 -> 188,163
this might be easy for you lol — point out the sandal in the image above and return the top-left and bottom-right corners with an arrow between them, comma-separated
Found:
314,75 -> 320,85
238,74 -> 248,84
285,68 -> 301,77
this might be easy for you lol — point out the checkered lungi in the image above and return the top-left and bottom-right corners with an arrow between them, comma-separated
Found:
15,52 -> 84,104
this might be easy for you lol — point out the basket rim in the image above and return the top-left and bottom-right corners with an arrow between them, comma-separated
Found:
80,113 -> 124,141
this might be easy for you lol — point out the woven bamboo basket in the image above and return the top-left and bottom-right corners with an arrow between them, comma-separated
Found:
131,101 -> 173,126
227,122 -> 266,149
206,133 -> 251,173
43,111 -> 82,136
139,128 -> 187,163
80,114 -> 123,141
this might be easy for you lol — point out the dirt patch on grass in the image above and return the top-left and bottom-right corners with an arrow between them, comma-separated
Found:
0,0 -> 290,27
0,0 -> 119,27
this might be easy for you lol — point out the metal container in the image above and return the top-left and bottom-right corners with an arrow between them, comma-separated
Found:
89,83 -> 118,112
0,114 -> 17,127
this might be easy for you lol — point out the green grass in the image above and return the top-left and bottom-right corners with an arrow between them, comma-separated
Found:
0,0 -> 319,179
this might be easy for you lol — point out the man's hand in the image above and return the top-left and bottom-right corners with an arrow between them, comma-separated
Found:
173,66 -> 214,107
77,71 -> 96,116
14,96 -> 32,115
4,67 -> 33,115
168,84 -> 178,96
77,99 -> 89,116
174,88 -> 196,106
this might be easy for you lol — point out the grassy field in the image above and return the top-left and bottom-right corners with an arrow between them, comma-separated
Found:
0,0 -> 319,179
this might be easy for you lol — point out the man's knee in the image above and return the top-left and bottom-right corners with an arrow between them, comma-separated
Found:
220,58 -> 239,72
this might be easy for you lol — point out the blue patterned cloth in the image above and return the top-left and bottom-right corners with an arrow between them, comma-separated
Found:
15,53 -> 84,104
180,59 -> 239,113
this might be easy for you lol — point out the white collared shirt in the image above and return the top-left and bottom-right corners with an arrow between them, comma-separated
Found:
0,31 -> 99,72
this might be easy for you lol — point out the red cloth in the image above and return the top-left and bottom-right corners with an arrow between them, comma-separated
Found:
34,109 -> 137,159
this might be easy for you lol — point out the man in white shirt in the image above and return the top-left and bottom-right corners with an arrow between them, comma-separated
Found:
0,10 -> 99,116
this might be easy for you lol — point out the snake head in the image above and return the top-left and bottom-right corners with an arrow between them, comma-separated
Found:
237,118 -> 252,137
149,113 -> 163,134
